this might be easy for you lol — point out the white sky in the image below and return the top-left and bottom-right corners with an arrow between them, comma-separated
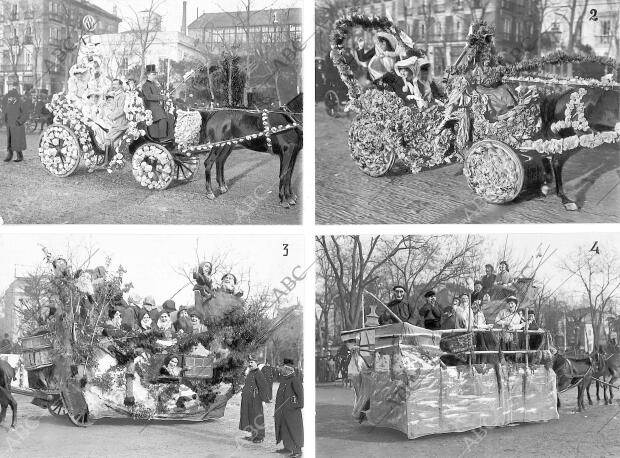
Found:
92,0 -> 302,33
0,233 -> 305,308
466,232 -> 619,299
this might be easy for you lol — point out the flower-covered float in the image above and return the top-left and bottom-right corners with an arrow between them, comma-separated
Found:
13,250 -> 273,427
332,14 -> 620,210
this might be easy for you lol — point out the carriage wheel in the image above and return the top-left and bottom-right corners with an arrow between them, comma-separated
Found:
349,116 -> 397,177
463,139 -> 524,204
25,118 -> 38,133
173,154 -> 199,183
38,124 -> 82,177
131,143 -> 174,190
324,90 -> 340,117
61,387 -> 93,427
47,395 -> 66,417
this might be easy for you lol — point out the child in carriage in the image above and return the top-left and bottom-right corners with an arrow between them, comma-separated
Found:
393,56 -> 443,109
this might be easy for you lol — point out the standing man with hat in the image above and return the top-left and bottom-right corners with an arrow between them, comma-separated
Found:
141,65 -> 168,140
379,285 -> 415,325
239,354 -> 271,443
274,357 -> 304,458
418,290 -> 442,330
494,296 -> 524,353
3,81 -> 27,163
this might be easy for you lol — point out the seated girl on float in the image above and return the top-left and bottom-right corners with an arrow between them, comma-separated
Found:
393,57 -> 443,109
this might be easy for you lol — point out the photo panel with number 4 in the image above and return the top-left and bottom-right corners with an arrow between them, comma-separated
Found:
315,233 -> 620,456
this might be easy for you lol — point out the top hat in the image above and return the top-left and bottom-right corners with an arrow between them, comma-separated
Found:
145,64 -> 157,74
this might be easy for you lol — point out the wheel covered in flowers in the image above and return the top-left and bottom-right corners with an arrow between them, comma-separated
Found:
38,124 -> 82,177
131,143 -> 174,190
463,139 -> 542,204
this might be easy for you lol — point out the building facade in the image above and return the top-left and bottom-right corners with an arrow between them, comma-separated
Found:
350,0 -> 537,76
93,30 -> 205,82
187,7 -> 302,57
0,0 -> 121,94
0,276 -> 26,343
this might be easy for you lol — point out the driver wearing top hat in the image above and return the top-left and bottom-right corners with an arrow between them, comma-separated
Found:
141,64 -> 168,139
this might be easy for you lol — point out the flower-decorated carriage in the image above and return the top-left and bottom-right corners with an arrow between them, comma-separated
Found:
12,252 -> 270,428
331,15 -> 620,208
37,38 -> 303,201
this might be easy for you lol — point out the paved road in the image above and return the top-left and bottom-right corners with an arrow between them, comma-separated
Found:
316,383 -> 620,457
315,105 -> 620,224
0,132 -> 302,225
3,388 -> 300,458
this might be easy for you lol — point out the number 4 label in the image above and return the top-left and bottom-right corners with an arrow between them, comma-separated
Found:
590,241 -> 600,254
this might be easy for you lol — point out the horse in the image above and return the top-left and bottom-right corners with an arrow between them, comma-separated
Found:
552,353 -> 593,411
587,351 -> 620,405
540,87 -> 620,210
0,359 -> 17,429
198,94 -> 303,208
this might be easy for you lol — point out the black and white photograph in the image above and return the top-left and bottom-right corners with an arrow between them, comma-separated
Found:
0,0 -> 303,224
315,1 -> 620,224
316,233 -> 620,456
0,233 -> 305,457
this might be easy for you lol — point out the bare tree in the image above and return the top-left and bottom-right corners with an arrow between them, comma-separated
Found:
562,246 -> 620,348
549,0 -> 590,75
128,0 -> 164,81
316,235 -> 414,330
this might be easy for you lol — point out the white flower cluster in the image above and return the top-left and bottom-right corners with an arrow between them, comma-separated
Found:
261,110 -> 273,150
551,88 -> 589,133
503,75 -> 618,90
124,91 -> 153,126
131,144 -> 173,190
174,110 -> 202,149
521,128 -> 619,155
38,126 -> 80,175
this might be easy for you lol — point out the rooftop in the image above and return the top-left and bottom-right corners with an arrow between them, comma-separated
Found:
188,8 -> 301,29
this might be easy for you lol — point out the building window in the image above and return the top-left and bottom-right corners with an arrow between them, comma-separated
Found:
25,51 -> 31,68
504,18 -> 511,35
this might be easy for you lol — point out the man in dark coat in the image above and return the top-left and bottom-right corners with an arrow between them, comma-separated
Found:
379,285 -> 415,325
471,280 -> 484,303
481,264 -> 497,295
3,82 -> 27,162
239,354 -> 271,443
274,358 -> 303,457
141,65 -> 168,140
418,290 -> 442,330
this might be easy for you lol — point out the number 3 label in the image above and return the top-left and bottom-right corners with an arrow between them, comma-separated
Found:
283,243 -> 289,256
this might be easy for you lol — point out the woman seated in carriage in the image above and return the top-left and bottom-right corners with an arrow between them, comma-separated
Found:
392,56 -> 444,109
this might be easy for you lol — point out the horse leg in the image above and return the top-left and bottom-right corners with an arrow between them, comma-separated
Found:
203,150 -> 218,200
596,380 -> 601,401
285,145 -> 301,205
552,154 -> 578,211
557,394 -> 561,409
609,374 -> 617,404
216,145 -> 233,194
586,380 -> 593,405
0,386 -> 15,428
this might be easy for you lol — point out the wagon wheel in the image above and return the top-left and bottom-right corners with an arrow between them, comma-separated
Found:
324,90 -> 340,117
173,154 -> 199,183
25,117 -> 38,133
463,139 -> 523,204
38,124 -> 82,177
61,384 -> 93,427
349,116 -> 397,177
47,394 -> 66,417
132,142 -> 174,190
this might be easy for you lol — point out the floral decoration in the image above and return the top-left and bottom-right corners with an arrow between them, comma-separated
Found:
38,125 -> 81,176
174,110 -> 202,150
550,88 -> 588,133
131,144 -> 173,190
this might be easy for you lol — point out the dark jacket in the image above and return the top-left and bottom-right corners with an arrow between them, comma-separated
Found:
379,299 -> 414,325
141,80 -> 166,121
275,371 -> 304,452
419,301 -> 442,329
440,307 -> 456,330
3,89 -> 27,151
481,274 -> 496,292
239,368 -> 271,435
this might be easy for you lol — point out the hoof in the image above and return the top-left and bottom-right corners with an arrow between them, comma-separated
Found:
540,184 -> 550,196
206,192 -> 216,200
219,185 -> 228,194
287,197 -> 297,206
280,201 -> 291,209
564,202 -> 578,211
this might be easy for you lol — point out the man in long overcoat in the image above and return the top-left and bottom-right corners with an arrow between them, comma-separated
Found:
274,358 -> 304,458
3,82 -> 27,162
141,65 -> 168,140
378,285 -> 416,325
239,354 -> 271,443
